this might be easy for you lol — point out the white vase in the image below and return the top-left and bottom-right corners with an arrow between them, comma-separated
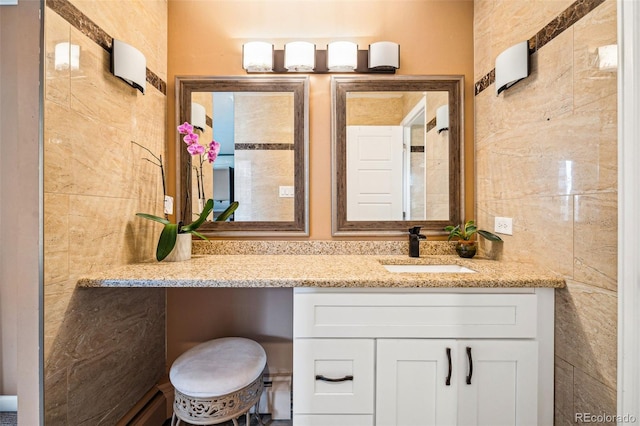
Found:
163,233 -> 192,262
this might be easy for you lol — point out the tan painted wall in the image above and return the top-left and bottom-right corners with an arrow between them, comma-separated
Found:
167,0 -> 475,240
474,0 -> 617,422
43,1 -> 168,423
0,1 -> 42,422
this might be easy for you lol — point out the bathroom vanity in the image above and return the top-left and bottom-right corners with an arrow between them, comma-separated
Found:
293,287 -> 552,425
78,251 -> 563,426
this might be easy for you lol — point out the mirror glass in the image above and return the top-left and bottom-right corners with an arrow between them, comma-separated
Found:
177,76 -> 309,236
332,76 -> 463,235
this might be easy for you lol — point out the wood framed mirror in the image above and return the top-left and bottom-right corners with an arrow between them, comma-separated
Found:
331,75 -> 464,236
176,76 -> 309,236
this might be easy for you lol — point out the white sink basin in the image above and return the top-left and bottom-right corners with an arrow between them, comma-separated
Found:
383,264 -> 476,273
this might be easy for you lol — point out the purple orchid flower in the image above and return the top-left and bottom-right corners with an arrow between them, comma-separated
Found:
187,143 -> 205,156
183,132 -> 199,145
177,122 -> 193,134
207,140 -> 221,163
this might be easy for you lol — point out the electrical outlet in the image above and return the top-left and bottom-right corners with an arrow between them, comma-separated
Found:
164,195 -> 174,215
494,216 -> 513,235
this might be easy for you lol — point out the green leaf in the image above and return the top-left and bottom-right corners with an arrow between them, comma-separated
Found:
215,201 -> 239,222
156,223 -> 178,261
136,212 -> 171,225
445,225 -> 461,241
189,230 -> 208,240
478,229 -> 503,242
181,199 -> 214,232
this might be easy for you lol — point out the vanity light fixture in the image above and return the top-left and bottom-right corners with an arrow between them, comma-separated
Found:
191,102 -> 206,132
54,42 -> 80,71
495,40 -> 529,95
368,41 -> 400,70
284,41 -> 316,72
242,41 -> 273,72
111,39 -> 146,94
242,40 -> 399,74
436,105 -> 449,134
327,41 -> 358,72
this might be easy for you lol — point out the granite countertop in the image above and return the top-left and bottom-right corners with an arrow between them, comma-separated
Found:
77,254 -> 565,289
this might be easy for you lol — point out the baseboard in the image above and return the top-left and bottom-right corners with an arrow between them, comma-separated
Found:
0,396 -> 17,412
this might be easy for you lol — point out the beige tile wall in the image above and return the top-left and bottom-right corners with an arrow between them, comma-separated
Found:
234,93 -> 295,221
425,91 -> 450,220
44,1 -> 167,424
474,0 -> 617,424
190,92 -> 214,220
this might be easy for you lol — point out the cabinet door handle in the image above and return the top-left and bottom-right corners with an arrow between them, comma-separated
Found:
445,347 -> 452,386
315,374 -> 354,383
466,346 -> 473,385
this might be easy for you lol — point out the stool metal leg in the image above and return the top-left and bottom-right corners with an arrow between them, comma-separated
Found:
253,402 -> 263,425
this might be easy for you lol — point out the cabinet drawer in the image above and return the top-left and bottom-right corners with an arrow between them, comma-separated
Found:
293,339 -> 374,414
294,291 -> 537,338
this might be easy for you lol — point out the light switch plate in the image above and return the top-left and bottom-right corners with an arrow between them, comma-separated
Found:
279,186 -> 294,198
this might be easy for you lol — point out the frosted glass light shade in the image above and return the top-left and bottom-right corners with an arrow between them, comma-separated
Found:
54,42 -> 80,71
111,39 -> 146,94
243,41 -> 273,72
327,41 -> 358,71
369,41 -> 400,70
191,103 -> 206,131
285,41 -> 315,71
436,105 -> 449,133
495,41 -> 529,95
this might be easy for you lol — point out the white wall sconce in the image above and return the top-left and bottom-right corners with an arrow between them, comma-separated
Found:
111,39 -> 146,94
242,40 -> 399,74
596,44 -> 617,72
495,40 -> 529,95
242,41 -> 273,72
285,41 -> 316,72
369,41 -> 400,71
436,105 -> 449,133
54,42 -> 80,71
327,41 -> 358,72
191,102 -> 206,131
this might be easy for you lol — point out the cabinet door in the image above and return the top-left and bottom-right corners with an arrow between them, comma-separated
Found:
376,339 -> 458,426
457,340 -> 538,426
293,339 -> 375,415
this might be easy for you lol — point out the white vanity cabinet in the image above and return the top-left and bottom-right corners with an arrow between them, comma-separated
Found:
292,288 -> 554,426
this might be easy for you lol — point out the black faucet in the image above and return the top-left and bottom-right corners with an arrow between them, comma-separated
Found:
408,226 -> 427,257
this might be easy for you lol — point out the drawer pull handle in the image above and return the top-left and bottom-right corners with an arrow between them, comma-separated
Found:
466,346 -> 473,385
315,374 -> 354,383
445,347 -> 452,386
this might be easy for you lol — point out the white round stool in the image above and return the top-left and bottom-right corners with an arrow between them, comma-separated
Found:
169,337 -> 267,426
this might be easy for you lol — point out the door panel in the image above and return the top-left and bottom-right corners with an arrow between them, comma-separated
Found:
346,126 -> 403,220
457,340 -> 538,426
376,339 -> 457,426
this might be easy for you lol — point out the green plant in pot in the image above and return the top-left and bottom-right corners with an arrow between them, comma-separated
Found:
134,121 -> 238,261
137,200 -> 238,261
444,220 -> 502,258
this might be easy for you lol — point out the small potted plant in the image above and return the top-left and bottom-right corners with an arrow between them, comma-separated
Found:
134,121 -> 238,261
444,220 -> 502,258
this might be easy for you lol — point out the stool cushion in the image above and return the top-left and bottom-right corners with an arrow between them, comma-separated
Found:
170,337 -> 266,398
